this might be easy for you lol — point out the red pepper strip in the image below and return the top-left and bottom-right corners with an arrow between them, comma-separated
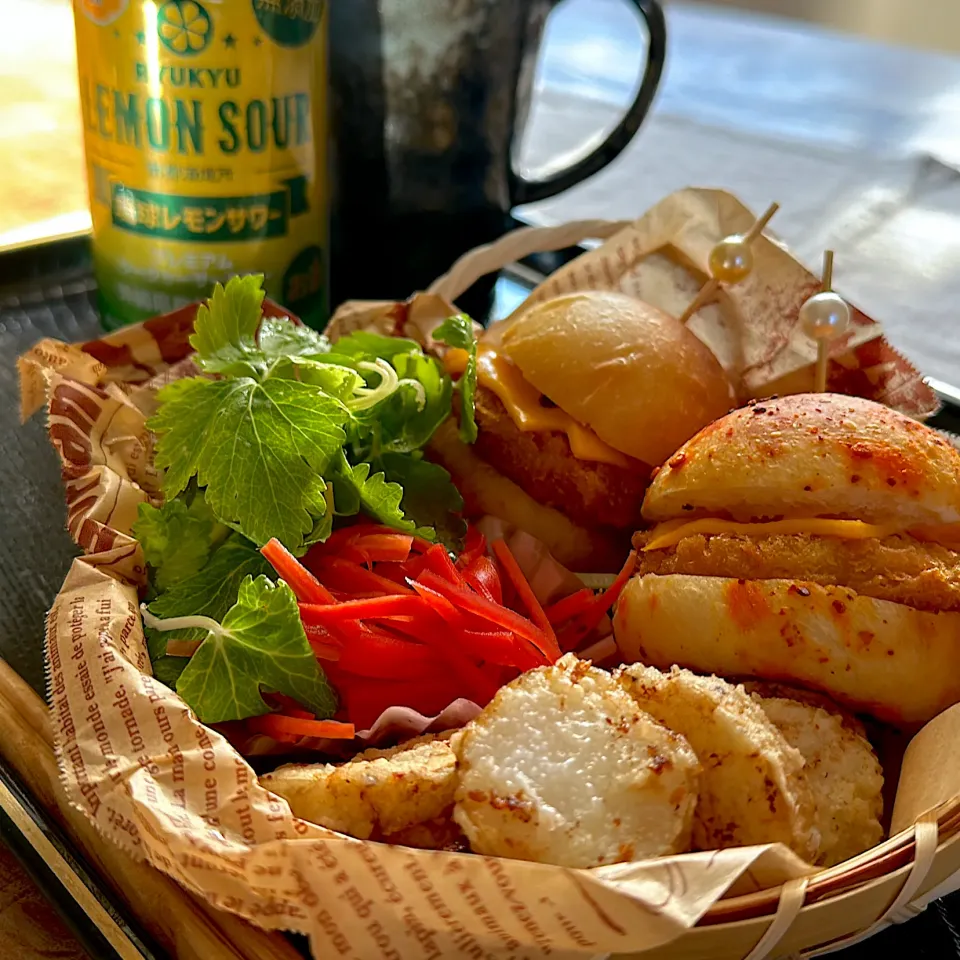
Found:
544,588 -> 594,625
299,594 -> 427,624
261,538 -> 336,604
336,534 -> 415,566
248,714 -> 355,741
309,641 -> 342,661
460,556 -> 502,604
459,629 -> 544,670
334,677 -> 460,731
491,538 -> 557,649
408,580 -> 466,627
366,562 -> 410,588
422,544 -> 464,585
458,527 -> 487,567
398,553 -> 432,580
336,628 -> 445,681
415,571 -> 556,661
305,522 -> 399,553
310,557 -> 413,596
557,551 -> 637,650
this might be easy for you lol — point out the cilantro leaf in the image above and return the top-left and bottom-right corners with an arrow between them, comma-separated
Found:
150,275 -> 460,550
150,376 -> 349,547
293,361 -> 365,401
334,456 -> 412,531
434,314 -> 478,444
189,275 -> 266,377
379,452 -> 466,549
169,575 -> 336,723
133,495 -> 225,590
257,316 -> 329,362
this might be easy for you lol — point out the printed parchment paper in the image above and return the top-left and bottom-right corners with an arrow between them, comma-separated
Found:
19,196 -> 957,958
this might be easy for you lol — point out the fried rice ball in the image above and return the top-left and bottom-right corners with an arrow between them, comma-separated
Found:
453,654 -> 700,868
616,664 -> 819,862
745,686 -> 884,866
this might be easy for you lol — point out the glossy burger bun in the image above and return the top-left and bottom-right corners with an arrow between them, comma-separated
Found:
643,393 -> 960,527
614,574 -> 960,726
500,291 -> 736,467
428,420 -> 626,572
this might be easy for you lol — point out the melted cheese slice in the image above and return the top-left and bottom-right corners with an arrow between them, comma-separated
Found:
643,518 -> 900,551
474,345 -> 629,466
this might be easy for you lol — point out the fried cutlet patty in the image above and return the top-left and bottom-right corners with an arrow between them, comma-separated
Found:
633,531 -> 960,612
472,385 -> 649,532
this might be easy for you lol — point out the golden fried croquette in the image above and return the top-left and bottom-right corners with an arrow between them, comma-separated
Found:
472,385 -> 648,531
453,654 -> 700,868
261,733 -> 457,839
633,531 -> 960,612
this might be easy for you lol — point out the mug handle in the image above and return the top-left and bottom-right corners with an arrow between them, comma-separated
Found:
509,0 -> 667,207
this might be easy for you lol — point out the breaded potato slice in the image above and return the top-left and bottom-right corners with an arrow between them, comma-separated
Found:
746,689 -> 884,867
453,654 -> 700,868
617,664 -> 819,861
261,732 -> 457,839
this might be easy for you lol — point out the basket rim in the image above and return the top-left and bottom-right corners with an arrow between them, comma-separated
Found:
699,799 -> 960,925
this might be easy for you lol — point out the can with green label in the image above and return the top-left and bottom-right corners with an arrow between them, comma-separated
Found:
72,0 -> 328,329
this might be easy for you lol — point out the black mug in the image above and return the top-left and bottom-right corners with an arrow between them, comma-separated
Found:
328,0 -> 667,318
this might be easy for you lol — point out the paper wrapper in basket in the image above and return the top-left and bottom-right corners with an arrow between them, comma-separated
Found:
18,201 -> 960,960
330,188 -> 938,418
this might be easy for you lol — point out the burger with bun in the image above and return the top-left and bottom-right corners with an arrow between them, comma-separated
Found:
430,291 -> 735,571
614,393 -> 960,726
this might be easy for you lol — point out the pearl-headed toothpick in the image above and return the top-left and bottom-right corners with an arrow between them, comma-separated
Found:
799,250 -> 851,393
678,201 -> 780,324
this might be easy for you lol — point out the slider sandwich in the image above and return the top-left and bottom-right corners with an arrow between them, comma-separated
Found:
430,291 -> 735,571
615,393 -> 960,726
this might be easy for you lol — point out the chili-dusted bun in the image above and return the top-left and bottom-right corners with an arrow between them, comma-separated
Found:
499,291 -> 736,467
643,393 -> 960,527
614,574 -> 960,726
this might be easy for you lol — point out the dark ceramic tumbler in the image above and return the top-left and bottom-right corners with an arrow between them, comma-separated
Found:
329,0 -> 667,318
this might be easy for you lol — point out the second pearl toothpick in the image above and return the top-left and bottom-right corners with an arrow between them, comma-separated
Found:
799,250 -> 851,393
678,201 -> 779,324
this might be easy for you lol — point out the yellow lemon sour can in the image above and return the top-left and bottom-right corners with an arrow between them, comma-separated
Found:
73,0 -> 329,329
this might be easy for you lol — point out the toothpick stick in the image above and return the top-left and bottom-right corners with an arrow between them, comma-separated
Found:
678,201 -> 779,324
814,250 -> 835,392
